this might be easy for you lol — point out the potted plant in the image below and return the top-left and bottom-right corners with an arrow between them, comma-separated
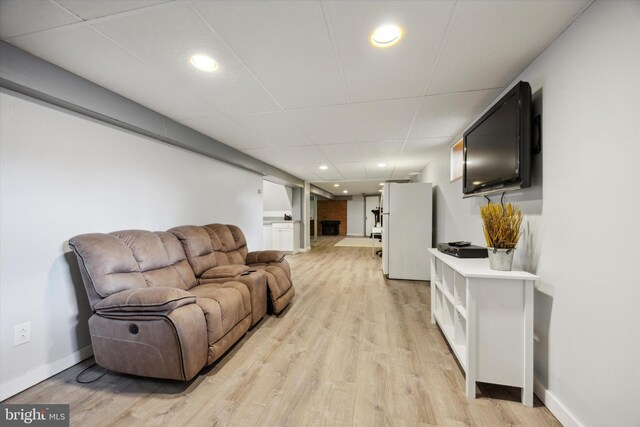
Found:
480,202 -> 523,271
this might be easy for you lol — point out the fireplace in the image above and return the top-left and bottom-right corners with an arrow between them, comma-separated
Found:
321,220 -> 340,236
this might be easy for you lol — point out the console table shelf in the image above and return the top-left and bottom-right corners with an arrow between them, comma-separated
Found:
429,248 -> 539,406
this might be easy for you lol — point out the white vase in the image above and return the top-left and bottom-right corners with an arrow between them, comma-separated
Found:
488,248 -> 515,271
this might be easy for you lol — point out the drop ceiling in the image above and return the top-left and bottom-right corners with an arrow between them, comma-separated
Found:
0,0 -> 590,195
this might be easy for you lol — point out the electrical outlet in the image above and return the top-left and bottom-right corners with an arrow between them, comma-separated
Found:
13,322 -> 31,346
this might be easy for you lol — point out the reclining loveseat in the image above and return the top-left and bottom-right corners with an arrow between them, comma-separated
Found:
69,224 -> 294,381
169,224 -> 295,315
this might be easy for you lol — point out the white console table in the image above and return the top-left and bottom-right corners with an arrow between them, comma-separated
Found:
428,248 -> 538,406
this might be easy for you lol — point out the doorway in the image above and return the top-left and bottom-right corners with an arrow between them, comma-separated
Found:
364,195 -> 380,237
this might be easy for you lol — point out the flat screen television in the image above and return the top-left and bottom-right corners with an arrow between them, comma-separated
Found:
463,81 -> 531,197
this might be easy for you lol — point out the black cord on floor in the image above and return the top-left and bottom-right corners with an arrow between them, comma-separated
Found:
76,363 -> 109,384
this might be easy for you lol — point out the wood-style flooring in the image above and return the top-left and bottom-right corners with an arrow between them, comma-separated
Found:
5,236 -> 560,426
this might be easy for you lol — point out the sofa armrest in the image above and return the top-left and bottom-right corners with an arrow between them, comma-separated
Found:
94,287 -> 196,313
201,265 -> 250,279
246,250 -> 285,264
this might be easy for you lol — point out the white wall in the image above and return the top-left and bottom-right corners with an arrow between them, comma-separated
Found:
347,196 -> 365,236
421,2 -> 640,425
262,180 -> 292,217
0,91 -> 263,400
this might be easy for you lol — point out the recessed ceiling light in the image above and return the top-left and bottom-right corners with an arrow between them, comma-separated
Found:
378,189 -> 383,192
333,184 -> 340,187
379,182 -> 384,186
343,190 -> 348,194
190,54 -> 218,72
319,165 -> 329,170
371,24 -> 402,48
377,163 -> 387,168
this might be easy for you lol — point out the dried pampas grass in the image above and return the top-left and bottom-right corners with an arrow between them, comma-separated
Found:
480,202 -> 522,249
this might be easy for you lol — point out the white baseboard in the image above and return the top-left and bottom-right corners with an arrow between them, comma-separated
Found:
534,378 -> 584,427
299,246 -> 311,252
0,345 -> 93,402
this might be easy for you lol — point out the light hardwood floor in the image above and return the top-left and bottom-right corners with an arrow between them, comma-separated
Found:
5,237 -> 560,426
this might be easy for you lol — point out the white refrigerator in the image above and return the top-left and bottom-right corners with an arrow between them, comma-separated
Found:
382,182 -> 432,280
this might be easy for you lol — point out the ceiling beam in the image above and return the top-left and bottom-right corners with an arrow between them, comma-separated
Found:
310,185 -> 334,200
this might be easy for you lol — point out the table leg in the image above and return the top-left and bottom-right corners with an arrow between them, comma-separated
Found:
522,386 -> 533,407
466,377 -> 476,400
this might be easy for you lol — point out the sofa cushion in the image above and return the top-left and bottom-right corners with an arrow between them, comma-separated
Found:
111,230 -> 197,290
201,265 -> 250,279
246,250 -> 285,264
167,225 -> 218,277
69,233 -> 146,298
93,287 -> 195,313
203,224 -> 248,265
69,230 -> 197,304
198,270 -> 268,327
190,282 -> 251,345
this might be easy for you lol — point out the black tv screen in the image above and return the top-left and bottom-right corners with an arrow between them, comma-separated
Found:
463,81 -> 531,196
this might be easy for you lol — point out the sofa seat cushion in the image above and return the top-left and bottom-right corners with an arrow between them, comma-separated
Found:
190,282 -> 251,345
201,264 -> 250,279
245,250 -> 285,264
198,270 -> 268,327
246,263 -> 266,270
94,287 -> 195,314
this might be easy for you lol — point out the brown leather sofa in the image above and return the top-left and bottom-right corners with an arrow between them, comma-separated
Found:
69,225 -> 294,381
169,224 -> 295,315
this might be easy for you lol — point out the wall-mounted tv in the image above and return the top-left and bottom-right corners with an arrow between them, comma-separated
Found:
463,81 -> 531,197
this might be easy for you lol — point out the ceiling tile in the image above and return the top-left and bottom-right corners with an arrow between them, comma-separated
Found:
364,164 -> 394,180
283,146 -> 330,164
338,171 -> 366,181
318,143 -> 362,162
9,26 -> 221,120
308,171 -> 343,182
284,166 -> 319,181
428,0 -> 590,94
194,0 -> 347,109
391,168 -> 422,179
384,153 -> 434,181
55,0 -> 172,20
232,112 -> 314,147
358,140 -> 404,162
323,0 -> 454,103
402,137 -> 452,154
301,163 -> 343,181
92,3 -> 280,115
288,104 -> 358,145
392,157 -> 432,170
179,115 -> 267,150
0,0 -> 80,39
352,98 -> 421,141
409,89 -> 500,139
333,162 -> 367,180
